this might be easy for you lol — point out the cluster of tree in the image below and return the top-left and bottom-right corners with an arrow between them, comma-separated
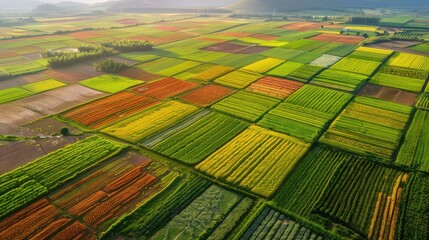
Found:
100,40 -> 153,52
348,17 -> 380,25
41,50 -> 70,58
93,59 -> 128,73
47,48 -> 117,68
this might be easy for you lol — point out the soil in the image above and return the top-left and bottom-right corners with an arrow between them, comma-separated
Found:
43,64 -> 103,83
118,67 -> 162,81
358,83 -> 418,106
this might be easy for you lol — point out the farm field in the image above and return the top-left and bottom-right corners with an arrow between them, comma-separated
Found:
1,13 -> 429,240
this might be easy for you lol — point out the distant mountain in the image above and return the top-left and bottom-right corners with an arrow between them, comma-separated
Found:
234,0 -> 429,11
31,1 -> 89,14
0,0 -> 43,11
107,0 -> 238,9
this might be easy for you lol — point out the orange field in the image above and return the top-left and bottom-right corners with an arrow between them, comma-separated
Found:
246,76 -> 304,99
62,91 -> 159,129
281,22 -> 322,31
309,33 -> 365,44
180,84 -> 234,106
133,77 -> 199,100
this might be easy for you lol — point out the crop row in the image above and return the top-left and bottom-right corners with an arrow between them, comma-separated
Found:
241,207 -> 323,240
267,61 -> 305,78
0,79 -> 65,104
316,158 -> 409,239
0,136 -> 122,219
191,65 -> 235,82
196,126 -> 310,198
272,146 -> 363,216
241,57 -> 284,73
62,91 -> 159,129
312,69 -> 368,92
379,66 -> 428,79
145,111 -> 248,164
151,185 -> 242,239
288,64 -> 324,81
331,57 -> 381,76
396,110 -> 429,172
387,52 -> 429,71
416,93 -> 429,110
212,90 -> 280,122
214,69 -> 263,88
320,97 -> 412,158
103,174 -> 211,239
132,77 -> 199,100
246,76 -> 304,99
101,100 -> 199,143
370,72 -> 425,93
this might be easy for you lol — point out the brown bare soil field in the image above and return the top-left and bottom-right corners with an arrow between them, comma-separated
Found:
0,74 -> 47,89
23,117 -> 82,136
358,83 -> 418,106
0,104 -> 43,127
15,84 -> 106,115
44,64 -> 103,83
180,84 -> 234,106
202,42 -> 250,53
118,67 -> 161,81
236,46 -> 271,54
309,33 -> 365,44
0,136 -> 85,174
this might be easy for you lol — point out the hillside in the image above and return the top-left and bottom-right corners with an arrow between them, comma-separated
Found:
107,0 -> 238,9
234,0 -> 429,11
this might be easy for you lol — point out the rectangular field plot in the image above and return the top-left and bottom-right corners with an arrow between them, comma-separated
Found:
101,101 -> 199,143
80,74 -> 143,93
259,85 -> 352,142
156,60 -> 201,76
0,79 -> 66,104
272,146 -> 363,217
214,70 -> 263,88
310,33 -> 365,44
416,94 -> 429,110
348,46 -> 393,62
241,207 -> 324,240
396,110 -> 429,172
190,65 -> 235,81
132,77 -> 199,100
267,61 -> 304,78
241,57 -> 285,73
196,126 -> 310,198
315,158 -> 410,239
369,72 -> 425,93
320,97 -> 413,158
310,54 -> 342,68
21,79 -> 66,93
331,57 -> 381,76
311,69 -> 368,91
0,87 -> 33,104
143,111 -> 248,164
151,185 -> 248,239
387,52 -> 429,72
212,91 -> 280,122
287,64 -> 324,82
246,76 -> 304,99
62,91 -> 159,129
180,84 -> 234,107
0,136 -> 123,219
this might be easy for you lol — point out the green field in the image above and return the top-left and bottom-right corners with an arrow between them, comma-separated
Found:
80,74 -> 144,93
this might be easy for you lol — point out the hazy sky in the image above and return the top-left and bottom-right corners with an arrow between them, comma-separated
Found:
43,0 -> 108,3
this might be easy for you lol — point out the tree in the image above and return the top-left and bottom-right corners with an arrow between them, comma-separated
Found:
60,127 -> 70,136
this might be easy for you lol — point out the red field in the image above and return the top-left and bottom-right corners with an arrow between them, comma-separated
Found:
132,77 -> 199,100
281,22 -> 322,31
309,33 -> 365,44
180,84 -> 234,106
246,76 -> 304,99
62,91 -> 159,129
118,67 -> 161,81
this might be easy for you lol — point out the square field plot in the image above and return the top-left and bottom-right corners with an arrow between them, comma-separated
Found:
212,91 -> 280,122
80,74 -> 143,93
133,77 -> 199,100
241,57 -> 284,73
214,70 -> 263,89
331,57 -> 381,76
246,76 -> 304,99
62,91 -> 159,129
180,84 -> 234,107
189,65 -> 235,82
311,69 -> 368,92
267,61 -> 304,78
196,126 -> 310,198
259,85 -> 352,142
320,96 -> 413,158
142,110 -> 248,164
101,101 -> 199,143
